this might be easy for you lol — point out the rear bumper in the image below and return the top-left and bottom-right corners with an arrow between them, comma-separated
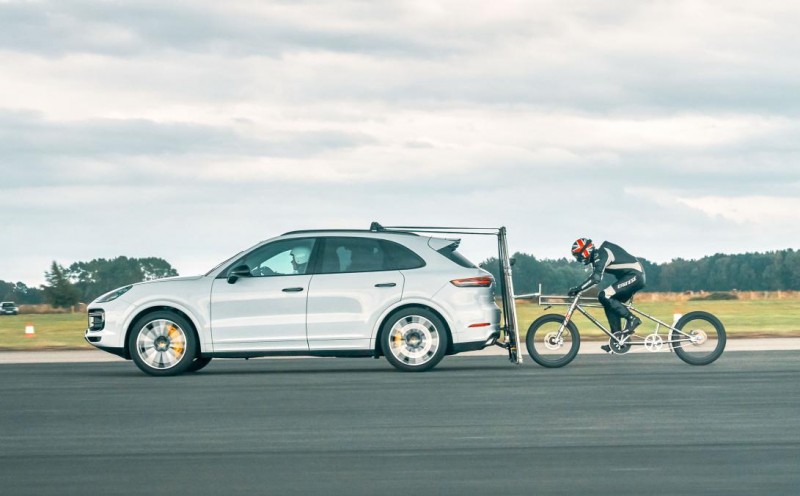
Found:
451,329 -> 501,354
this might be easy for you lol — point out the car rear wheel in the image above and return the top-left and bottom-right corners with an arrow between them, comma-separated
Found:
128,311 -> 197,376
381,308 -> 448,372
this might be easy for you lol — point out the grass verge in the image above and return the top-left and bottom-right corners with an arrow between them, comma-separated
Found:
1,297 -> 799,351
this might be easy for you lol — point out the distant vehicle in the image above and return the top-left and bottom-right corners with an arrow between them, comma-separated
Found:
1,302 -> 19,315
86,226 -> 501,376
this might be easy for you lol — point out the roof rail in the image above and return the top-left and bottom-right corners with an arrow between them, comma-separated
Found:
282,227 -> 417,236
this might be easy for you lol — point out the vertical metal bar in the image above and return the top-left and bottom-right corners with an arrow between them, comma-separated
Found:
498,227 -> 522,364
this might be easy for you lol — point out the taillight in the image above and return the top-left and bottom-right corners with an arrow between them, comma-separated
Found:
450,276 -> 494,288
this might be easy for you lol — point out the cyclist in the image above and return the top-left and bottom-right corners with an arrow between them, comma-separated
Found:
568,238 -> 646,353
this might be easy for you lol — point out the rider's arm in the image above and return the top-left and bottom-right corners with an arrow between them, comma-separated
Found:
576,271 -> 601,292
576,249 -> 608,291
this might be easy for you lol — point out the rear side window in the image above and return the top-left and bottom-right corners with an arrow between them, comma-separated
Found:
319,237 -> 386,274
380,240 -> 426,270
437,244 -> 477,268
318,237 -> 426,273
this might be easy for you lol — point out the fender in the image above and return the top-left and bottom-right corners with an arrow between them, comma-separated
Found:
122,298 -> 212,353
368,297 -> 455,350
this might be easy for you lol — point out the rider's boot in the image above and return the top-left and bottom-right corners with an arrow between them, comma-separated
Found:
600,344 -> 616,354
622,314 -> 642,336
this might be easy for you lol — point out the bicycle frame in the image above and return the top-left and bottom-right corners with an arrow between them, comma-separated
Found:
541,293 -> 695,348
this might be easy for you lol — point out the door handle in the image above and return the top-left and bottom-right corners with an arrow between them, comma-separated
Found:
282,287 -> 305,292
375,283 -> 397,288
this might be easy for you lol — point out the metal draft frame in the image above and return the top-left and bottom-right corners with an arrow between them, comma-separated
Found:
371,223 -> 522,364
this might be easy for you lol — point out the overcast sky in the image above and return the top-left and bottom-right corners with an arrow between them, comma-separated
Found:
1,0 -> 798,286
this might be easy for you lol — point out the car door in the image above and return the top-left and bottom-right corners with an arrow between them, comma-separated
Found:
210,238 -> 317,352
306,237 -> 404,350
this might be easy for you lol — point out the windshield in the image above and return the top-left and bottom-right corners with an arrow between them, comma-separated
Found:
205,250 -> 246,277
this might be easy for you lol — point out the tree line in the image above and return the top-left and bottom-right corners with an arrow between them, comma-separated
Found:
480,248 -> 800,295
2,248 -> 798,308
0,257 -> 178,308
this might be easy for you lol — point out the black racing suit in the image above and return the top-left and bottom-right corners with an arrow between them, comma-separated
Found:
575,241 -> 646,333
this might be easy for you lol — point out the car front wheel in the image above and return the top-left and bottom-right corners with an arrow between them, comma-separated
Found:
381,308 -> 448,372
128,311 -> 197,376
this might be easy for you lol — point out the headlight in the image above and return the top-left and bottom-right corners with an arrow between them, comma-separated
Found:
97,285 -> 133,303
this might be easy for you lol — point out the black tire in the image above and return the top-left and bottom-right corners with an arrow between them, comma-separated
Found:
128,311 -> 198,376
670,311 -> 726,366
187,357 -> 212,373
526,314 -> 581,368
381,307 -> 448,372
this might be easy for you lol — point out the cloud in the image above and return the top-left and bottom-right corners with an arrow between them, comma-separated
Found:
0,1 -> 461,58
0,110 -> 378,188
2,1 -> 799,116
677,196 -> 800,224
1,0 -> 799,284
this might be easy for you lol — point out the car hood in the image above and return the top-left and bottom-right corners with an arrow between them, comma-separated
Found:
135,275 -> 206,286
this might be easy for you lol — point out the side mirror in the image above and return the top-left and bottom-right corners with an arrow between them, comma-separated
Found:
227,264 -> 251,284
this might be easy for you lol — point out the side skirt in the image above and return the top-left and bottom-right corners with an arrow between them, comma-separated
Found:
203,350 -> 375,359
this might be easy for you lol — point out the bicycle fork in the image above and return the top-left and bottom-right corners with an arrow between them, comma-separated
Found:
554,298 -> 581,340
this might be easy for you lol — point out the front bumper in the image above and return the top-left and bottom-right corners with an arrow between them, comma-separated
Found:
84,301 -> 130,352
84,332 -> 127,359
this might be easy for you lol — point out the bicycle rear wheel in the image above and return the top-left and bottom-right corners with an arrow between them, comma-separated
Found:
670,311 -> 726,365
526,314 -> 580,368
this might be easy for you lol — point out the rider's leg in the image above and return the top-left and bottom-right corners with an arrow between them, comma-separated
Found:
598,288 -> 619,354
610,274 -> 646,333
599,275 -> 645,353
598,288 -> 623,333
600,275 -> 645,332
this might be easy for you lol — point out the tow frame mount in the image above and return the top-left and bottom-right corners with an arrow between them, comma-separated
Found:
370,223 -> 522,365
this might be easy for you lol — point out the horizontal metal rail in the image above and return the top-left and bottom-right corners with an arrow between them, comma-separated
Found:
380,226 -> 501,236
538,295 -> 603,308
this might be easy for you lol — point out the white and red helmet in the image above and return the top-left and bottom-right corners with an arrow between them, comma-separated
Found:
571,238 -> 594,265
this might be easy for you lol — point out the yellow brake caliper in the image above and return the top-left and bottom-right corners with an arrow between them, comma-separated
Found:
168,325 -> 184,355
393,331 -> 403,348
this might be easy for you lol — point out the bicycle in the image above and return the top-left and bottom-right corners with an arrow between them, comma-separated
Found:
525,291 -> 726,367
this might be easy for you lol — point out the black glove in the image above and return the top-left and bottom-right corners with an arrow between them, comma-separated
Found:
567,286 -> 580,297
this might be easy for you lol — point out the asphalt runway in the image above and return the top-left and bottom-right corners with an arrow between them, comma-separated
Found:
1,351 -> 798,496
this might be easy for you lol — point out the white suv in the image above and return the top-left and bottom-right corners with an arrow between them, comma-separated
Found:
86,227 -> 501,375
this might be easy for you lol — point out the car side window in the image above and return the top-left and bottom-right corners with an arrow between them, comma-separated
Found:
319,237 -> 388,274
241,238 -> 316,277
381,240 -> 426,270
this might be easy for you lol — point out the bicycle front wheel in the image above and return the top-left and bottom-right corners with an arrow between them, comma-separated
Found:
670,311 -> 726,365
526,314 -> 580,368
